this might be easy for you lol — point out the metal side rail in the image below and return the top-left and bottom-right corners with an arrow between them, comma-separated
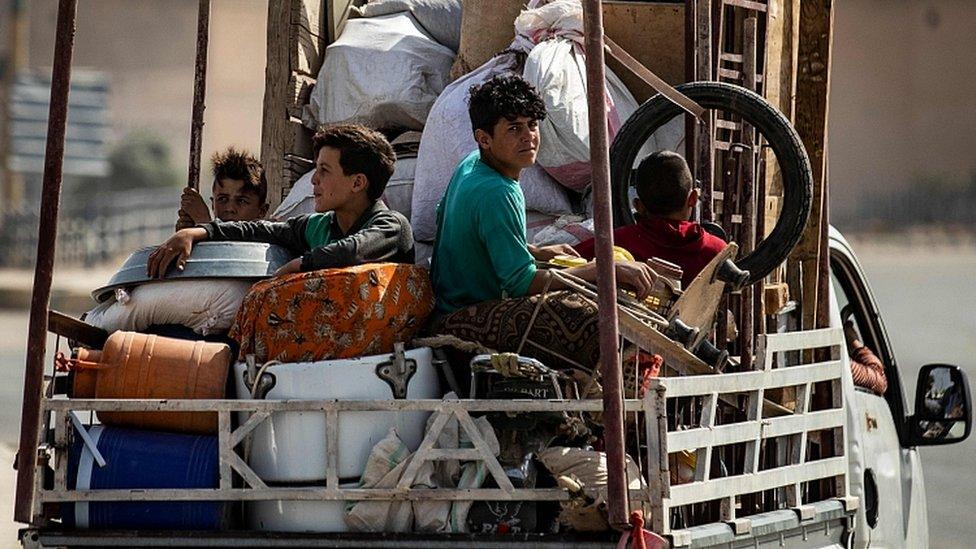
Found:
21,530 -> 622,549
670,497 -> 857,548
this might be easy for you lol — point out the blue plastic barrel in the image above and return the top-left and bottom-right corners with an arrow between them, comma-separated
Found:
65,425 -> 225,530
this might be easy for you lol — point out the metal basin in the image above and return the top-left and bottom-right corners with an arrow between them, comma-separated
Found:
91,242 -> 295,302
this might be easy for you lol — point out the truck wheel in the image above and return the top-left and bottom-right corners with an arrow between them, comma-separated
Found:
610,81 -> 813,285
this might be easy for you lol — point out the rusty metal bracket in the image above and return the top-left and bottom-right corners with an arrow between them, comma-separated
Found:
375,342 -> 417,400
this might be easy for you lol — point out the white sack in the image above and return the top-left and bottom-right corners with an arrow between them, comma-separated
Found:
384,157 -> 416,219
85,280 -> 253,336
410,54 -> 574,242
530,215 -> 594,247
357,0 -> 463,52
537,447 -> 645,532
347,394 -> 499,533
525,210 -> 559,244
272,169 -> 315,220
310,13 -> 454,130
517,0 -> 635,191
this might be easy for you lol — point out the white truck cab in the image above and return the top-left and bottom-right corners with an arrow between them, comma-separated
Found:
829,227 -> 969,548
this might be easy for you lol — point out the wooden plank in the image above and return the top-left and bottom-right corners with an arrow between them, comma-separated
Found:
668,243 -> 739,350
287,117 -> 314,160
326,0 -> 356,43
617,311 -> 714,376
455,409 -> 515,493
667,406 -> 844,452
739,16 -> 759,370
218,411 -> 233,490
54,412 -> 70,493
47,310 -> 108,348
603,2 -> 685,102
762,0 -> 799,244
395,411 -> 451,490
790,0 -> 834,330
261,0 -> 293,214
43,487 -> 654,503
230,411 -> 270,448
43,398 -> 650,414
763,327 -> 841,353
290,0 -> 326,77
325,409 -> 339,490
666,455 -> 846,507
659,359 -> 842,397
644,386 -> 669,533
226,451 -> 268,490
695,0 -> 714,221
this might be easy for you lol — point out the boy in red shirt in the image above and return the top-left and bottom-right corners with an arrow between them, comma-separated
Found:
575,151 -> 726,288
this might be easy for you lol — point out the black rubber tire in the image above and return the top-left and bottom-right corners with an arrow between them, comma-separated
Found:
609,81 -> 813,285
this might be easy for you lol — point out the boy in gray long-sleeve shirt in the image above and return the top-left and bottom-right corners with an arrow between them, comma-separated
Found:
148,124 -> 414,278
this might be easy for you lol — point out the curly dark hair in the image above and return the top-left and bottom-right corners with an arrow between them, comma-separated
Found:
312,124 -> 397,201
468,74 -> 547,136
211,147 -> 266,203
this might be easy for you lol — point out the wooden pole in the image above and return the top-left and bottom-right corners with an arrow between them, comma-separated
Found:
14,0 -> 77,525
582,0 -> 628,529
695,0 -> 714,221
738,16 -> 758,369
187,0 -> 211,192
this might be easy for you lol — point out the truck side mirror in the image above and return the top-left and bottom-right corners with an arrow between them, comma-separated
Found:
909,364 -> 972,446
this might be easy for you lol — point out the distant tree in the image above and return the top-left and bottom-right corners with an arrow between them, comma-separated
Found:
106,132 -> 181,191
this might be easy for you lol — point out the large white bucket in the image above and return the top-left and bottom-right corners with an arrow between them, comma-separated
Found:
234,347 -> 440,482
245,484 -> 356,533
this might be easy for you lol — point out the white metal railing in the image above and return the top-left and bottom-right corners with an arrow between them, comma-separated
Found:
33,328 -> 853,538
642,327 -> 851,535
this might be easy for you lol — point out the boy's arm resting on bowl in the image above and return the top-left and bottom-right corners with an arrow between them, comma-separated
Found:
147,227 -> 208,278
146,217 -> 311,279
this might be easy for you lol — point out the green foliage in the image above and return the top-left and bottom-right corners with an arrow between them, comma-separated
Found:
106,132 -> 181,191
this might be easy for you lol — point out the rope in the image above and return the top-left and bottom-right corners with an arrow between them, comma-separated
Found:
516,269 -> 554,355
411,334 -> 498,355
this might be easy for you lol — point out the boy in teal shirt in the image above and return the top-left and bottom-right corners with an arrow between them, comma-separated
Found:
430,75 -> 658,372
148,124 -> 414,278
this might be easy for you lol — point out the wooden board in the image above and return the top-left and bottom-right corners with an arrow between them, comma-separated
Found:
790,0 -> 834,330
261,0 -> 293,213
603,2 -> 685,103
667,243 -> 739,348
291,0 -> 326,77
326,0 -> 356,43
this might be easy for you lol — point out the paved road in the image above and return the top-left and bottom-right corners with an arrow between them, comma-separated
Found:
0,245 -> 972,546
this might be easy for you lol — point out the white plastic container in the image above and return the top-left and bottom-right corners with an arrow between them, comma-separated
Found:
245,484 -> 356,533
233,347 -> 439,482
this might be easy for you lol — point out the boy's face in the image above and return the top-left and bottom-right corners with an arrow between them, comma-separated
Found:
477,116 -> 540,172
311,146 -> 368,213
211,178 -> 267,221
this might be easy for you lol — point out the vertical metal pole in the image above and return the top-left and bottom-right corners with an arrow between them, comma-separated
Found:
187,0 -> 211,191
14,0 -> 77,525
581,0 -> 628,528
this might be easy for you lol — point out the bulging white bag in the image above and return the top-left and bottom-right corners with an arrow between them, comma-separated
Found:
356,0 -> 463,52
410,54 -> 575,242
309,12 -> 454,130
84,279 -> 253,336
518,0 -> 634,191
